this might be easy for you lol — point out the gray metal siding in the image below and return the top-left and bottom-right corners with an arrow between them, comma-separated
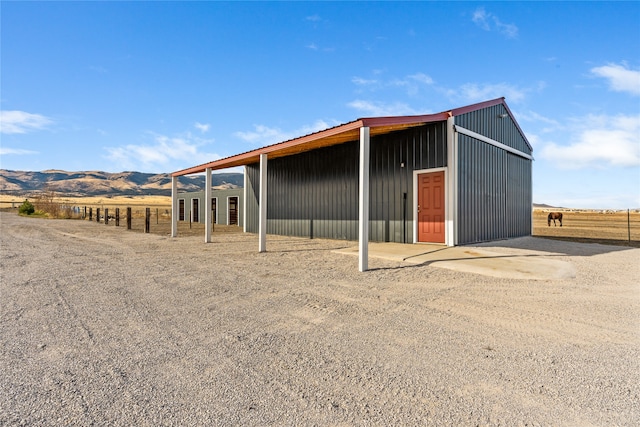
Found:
179,191 -> 203,223
455,104 -> 532,155
178,188 -> 244,226
246,123 -> 447,242
505,154 -> 532,237
457,134 -> 532,244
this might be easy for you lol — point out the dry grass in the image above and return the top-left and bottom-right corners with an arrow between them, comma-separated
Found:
532,209 -> 640,247
3,195 -> 638,246
0,194 -> 171,209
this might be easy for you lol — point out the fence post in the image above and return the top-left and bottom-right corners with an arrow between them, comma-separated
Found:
629,209 -> 631,242
157,208 -> 159,225
127,207 -> 132,230
105,208 -> 109,225
115,208 -> 120,227
145,208 -> 150,233
96,208 -> 100,224
84,206 -> 87,219
89,207 -> 93,221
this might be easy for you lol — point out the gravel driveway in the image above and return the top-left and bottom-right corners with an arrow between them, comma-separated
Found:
1,211 -> 639,426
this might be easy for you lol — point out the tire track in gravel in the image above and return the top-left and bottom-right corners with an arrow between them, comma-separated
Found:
2,212 -> 639,426
420,280 -> 637,346
53,282 -> 96,344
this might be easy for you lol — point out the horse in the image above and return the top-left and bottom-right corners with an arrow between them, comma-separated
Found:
547,212 -> 563,227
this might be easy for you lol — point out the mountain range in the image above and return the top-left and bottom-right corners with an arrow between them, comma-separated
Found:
0,169 -> 243,197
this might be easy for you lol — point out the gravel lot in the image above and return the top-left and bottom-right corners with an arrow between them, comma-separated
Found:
1,211 -> 639,426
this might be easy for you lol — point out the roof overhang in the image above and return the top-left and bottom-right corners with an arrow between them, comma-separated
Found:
172,98 -> 516,176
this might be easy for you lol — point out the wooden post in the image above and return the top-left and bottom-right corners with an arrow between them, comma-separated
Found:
629,209 -> 631,242
145,208 -> 150,233
104,208 -> 109,225
115,208 -> 120,227
156,208 -> 159,225
89,207 -> 93,221
84,206 -> 87,219
96,208 -> 101,224
127,207 -> 132,230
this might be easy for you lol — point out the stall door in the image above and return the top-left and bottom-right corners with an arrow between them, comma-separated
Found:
417,171 -> 445,243
179,199 -> 185,221
228,197 -> 238,225
192,198 -> 199,223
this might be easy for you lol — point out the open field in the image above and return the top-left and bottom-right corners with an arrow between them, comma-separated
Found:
533,209 -> 640,246
1,210 -> 639,426
3,194 -> 639,246
0,194 -> 172,210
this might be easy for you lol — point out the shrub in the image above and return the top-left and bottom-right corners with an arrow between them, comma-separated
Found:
18,200 -> 35,215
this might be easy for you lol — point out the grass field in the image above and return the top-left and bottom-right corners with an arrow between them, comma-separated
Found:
533,209 -> 640,247
2,195 -> 638,246
0,194 -> 172,210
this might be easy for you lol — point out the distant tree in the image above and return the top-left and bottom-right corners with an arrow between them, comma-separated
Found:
18,200 -> 35,215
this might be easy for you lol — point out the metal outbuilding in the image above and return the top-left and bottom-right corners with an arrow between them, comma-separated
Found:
176,188 -> 243,227
171,97 -> 533,271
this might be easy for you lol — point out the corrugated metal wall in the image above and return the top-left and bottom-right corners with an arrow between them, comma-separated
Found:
455,104 -> 532,154
245,123 -> 447,242
177,188 -> 244,226
455,105 -> 532,244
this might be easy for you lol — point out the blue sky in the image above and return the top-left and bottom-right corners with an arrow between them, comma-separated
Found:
1,1 -> 639,209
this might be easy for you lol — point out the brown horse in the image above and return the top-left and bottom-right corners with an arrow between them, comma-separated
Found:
547,212 -> 563,227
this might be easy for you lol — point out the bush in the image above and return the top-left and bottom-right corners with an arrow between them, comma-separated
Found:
19,200 -> 35,215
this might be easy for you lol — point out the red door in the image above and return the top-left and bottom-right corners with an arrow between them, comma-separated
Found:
418,171 -> 445,243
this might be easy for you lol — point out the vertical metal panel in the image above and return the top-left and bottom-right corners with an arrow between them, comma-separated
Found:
246,164 -> 260,233
178,188 -> 244,227
454,103 -> 532,245
245,123 -> 447,243
455,104 -> 531,155
456,134 -> 531,245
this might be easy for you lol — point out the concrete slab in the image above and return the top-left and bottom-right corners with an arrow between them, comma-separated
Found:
333,243 -> 576,280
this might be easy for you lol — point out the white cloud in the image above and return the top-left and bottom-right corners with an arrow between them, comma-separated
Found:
0,147 -> 38,156
0,110 -> 53,134
352,72 -> 434,96
472,8 -> 491,30
390,73 -> 435,96
448,82 -> 527,104
306,15 -> 321,22
305,43 -> 335,52
516,110 -> 561,134
234,125 -> 285,145
591,63 -> 640,96
472,7 -> 518,38
539,113 -> 640,169
347,100 -> 422,117
105,131 -> 219,171
352,76 -> 378,86
234,120 -> 337,146
408,73 -> 434,86
195,122 -> 210,133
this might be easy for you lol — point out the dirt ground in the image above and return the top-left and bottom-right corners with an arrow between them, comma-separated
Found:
1,211 -> 639,426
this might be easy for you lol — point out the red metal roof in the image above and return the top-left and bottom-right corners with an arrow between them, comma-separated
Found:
173,97 -> 525,176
